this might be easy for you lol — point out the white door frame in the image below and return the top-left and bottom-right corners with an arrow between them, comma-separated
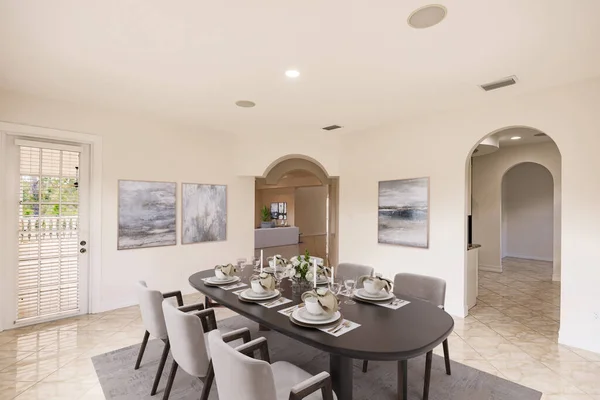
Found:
0,121 -> 103,331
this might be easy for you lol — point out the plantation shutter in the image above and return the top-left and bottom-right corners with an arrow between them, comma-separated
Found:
17,141 -> 82,322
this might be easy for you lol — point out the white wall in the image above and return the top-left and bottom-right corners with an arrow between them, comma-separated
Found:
0,91 -> 257,316
472,142 -> 561,276
503,162 -> 554,261
338,78 -> 600,354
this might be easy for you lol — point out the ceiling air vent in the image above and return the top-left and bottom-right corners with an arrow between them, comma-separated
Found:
534,132 -> 547,137
322,125 -> 342,131
480,76 -> 518,92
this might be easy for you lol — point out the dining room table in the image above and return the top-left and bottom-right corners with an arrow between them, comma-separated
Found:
189,267 -> 454,400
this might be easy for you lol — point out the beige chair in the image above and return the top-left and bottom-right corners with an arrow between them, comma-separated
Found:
161,300 -> 250,400
208,330 -> 337,400
363,273 -> 451,400
135,281 -> 198,396
336,263 -> 374,288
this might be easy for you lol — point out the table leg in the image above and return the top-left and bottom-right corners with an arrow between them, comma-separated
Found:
330,354 -> 353,399
397,359 -> 407,400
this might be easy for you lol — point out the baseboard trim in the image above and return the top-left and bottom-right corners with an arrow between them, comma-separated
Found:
479,264 -> 502,273
552,273 -> 561,282
503,255 -> 553,262
559,327 -> 600,354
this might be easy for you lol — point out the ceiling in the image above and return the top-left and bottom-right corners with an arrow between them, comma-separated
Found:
1,1 -> 600,136
492,127 -> 552,147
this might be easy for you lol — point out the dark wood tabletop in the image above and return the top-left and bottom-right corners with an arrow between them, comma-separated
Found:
188,268 -> 454,361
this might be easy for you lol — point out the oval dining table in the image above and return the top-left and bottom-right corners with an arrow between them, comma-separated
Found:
189,269 -> 454,400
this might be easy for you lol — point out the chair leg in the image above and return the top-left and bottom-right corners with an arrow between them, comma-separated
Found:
442,338 -> 451,375
423,351 -> 433,400
151,339 -> 170,396
362,360 -> 369,373
162,361 -> 178,400
134,331 -> 150,370
199,361 -> 214,400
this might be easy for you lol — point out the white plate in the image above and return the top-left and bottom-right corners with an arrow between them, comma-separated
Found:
355,288 -> 394,301
297,307 -> 334,322
205,276 -> 239,285
292,307 -> 341,325
239,289 -> 279,301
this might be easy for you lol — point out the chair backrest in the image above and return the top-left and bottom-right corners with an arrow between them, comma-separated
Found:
208,330 -> 277,400
393,273 -> 446,307
136,281 -> 168,339
162,301 -> 211,378
337,263 -> 374,287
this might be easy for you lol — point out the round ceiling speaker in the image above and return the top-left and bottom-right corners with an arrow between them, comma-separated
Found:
235,100 -> 256,108
408,5 -> 447,29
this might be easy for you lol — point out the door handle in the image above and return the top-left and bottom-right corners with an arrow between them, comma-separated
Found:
80,248 -> 87,253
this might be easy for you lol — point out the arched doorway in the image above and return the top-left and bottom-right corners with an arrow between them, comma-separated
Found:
465,126 -> 562,342
254,155 -> 339,267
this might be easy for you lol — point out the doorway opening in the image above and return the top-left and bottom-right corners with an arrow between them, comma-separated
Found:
465,126 -> 561,341
254,156 -> 339,267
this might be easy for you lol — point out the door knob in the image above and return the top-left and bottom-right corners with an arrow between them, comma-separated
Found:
80,248 -> 87,253
80,240 -> 87,246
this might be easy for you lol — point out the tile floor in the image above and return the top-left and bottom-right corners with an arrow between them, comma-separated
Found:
0,257 -> 599,399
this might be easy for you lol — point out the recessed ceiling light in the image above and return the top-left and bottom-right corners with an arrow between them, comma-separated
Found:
408,5 -> 447,29
285,70 -> 300,78
510,136 -> 522,140
235,100 -> 256,108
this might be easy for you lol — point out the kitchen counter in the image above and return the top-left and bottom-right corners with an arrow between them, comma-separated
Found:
255,226 -> 299,249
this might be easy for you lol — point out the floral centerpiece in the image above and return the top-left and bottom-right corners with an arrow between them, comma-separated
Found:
286,250 -> 329,295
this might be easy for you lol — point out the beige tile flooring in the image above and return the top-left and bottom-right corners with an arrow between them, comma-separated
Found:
1,257 -> 599,399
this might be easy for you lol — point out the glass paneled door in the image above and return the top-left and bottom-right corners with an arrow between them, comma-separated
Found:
16,141 -> 88,323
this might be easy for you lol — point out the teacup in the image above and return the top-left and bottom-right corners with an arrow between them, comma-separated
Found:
251,279 -> 268,294
363,279 -> 384,295
215,269 -> 227,280
304,297 -> 324,315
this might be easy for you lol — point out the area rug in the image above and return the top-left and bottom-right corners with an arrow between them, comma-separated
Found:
92,315 -> 542,400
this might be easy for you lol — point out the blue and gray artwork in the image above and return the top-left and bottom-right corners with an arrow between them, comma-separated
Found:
182,184 -> 227,244
378,177 -> 429,248
118,180 -> 177,250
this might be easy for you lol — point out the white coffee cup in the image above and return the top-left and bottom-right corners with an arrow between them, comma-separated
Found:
363,279 -> 383,295
304,297 -> 324,315
251,279 -> 268,294
215,269 -> 227,280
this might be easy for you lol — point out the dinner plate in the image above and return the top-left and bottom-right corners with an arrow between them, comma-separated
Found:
204,276 -> 240,286
355,288 -> 394,301
290,312 -> 342,329
297,307 -> 334,322
291,308 -> 341,325
239,289 -> 280,302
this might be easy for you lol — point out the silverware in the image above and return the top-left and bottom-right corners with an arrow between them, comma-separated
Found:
263,298 -> 283,307
283,303 -> 303,315
327,319 -> 345,333
332,321 -> 351,334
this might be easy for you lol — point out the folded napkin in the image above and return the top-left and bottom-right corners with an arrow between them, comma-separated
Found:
251,272 -> 276,291
215,263 -> 237,277
301,287 -> 339,315
358,275 -> 392,293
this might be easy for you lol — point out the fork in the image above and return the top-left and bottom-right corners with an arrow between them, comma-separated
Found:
332,321 -> 351,334
263,298 -> 283,307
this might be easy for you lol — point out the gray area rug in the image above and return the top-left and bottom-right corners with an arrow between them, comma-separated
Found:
93,316 -> 542,400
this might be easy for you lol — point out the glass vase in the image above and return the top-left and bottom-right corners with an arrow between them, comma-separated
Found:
291,279 -> 314,297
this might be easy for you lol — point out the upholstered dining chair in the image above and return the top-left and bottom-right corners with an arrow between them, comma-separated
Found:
208,330 -> 337,400
362,273 -> 451,400
336,263 -> 374,287
161,301 -> 251,400
135,281 -> 203,396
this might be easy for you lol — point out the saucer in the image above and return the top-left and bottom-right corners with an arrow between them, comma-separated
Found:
355,288 -> 394,301
239,288 -> 279,302
291,308 -> 341,325
204,276 -> 239,286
